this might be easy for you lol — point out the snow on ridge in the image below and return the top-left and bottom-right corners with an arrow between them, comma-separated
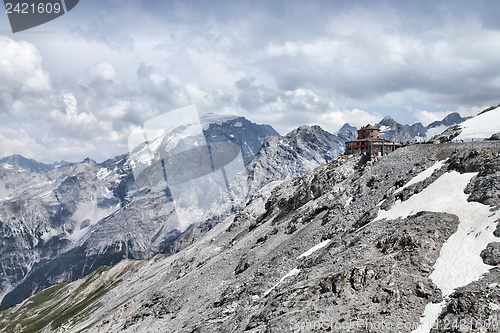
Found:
263,268 -> 301,296
379,125 -> 390,133
455,107 -> 500,141
97,167 -> 113,180
263,230 -> 334,297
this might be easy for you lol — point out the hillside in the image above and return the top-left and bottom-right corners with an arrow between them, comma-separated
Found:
2,140 -> 499,332
0,117 -> 355,312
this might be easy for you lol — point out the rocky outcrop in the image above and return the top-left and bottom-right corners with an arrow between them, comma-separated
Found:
481,243 -> 500,266
487,133 -> 500,141
431,268 -> 500,333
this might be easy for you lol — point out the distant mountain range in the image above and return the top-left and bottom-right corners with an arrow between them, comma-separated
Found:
334,112 -> 471,144
0,114 -> 355,310
0,154 -> 61,173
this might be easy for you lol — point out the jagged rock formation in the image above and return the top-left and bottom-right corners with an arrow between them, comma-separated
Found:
376,116 -> 427,142
162,124 -> 354,254
202,115 -> 279,165
2,140 -> 499,332
335,112 -> 470,145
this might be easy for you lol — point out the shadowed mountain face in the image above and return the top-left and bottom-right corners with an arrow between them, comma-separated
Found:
428,112 -> 470,128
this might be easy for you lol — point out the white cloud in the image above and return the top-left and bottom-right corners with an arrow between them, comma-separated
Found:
318,109 -> 383,132
88,62 -> 118,81
0,37 -> 50,93
48,93 -> 115,140
0,128 -> 48,160
102,100 -> 130,120
0,37 -> 51,114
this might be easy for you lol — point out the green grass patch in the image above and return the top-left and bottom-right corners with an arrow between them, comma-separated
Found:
0,266 -> 123,333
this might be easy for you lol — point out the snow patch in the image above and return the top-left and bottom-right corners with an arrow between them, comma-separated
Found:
263,268 -> 300,296
69,201 -> 120,242
0,182 -> 11,200
426,125 -> 448,138
379,125 -> 390,133
97,168 -> 113,180
297,239 -> 331,259
40,227 -> 62,242
412,302 -> 446,333
102,187 -> 114,199
489,303 -> 500,311
455,107 -> 500,141
234,121 -> 243,127
394,160 -> 446,195
376,171 -> 500,332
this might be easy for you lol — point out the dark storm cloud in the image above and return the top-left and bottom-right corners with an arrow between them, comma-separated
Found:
67,0 -> 500,109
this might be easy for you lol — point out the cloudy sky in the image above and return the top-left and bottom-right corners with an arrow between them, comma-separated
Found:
1,0 -> 499,163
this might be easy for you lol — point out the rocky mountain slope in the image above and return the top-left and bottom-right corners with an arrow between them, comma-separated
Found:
2,134 -> 499,332
164,124 -> 356,254
0,116 -> 356,312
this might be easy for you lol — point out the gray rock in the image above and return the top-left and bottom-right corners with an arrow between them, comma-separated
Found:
487,133 -> 500,141
481,242 -> 500,266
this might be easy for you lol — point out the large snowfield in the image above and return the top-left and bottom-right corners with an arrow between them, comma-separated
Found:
374,167 -> 500,332
455,107 -> 500,141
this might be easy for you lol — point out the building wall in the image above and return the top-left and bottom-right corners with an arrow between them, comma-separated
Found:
345,142 -> 400,156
